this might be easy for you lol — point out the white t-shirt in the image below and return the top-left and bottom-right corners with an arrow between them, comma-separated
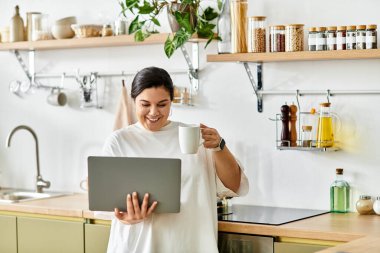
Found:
103,121 -> 249,253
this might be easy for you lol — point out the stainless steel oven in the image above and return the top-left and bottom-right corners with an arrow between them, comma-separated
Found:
218,232 -> 274,253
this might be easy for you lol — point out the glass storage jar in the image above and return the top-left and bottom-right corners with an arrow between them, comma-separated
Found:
301,125 -> 312,147
336,26 -> 346,50
308,27 -> 317,51
356,25 -> 366,50
101,24 -> 113,37
285,24 -> 304,52
316,27 -> 327,51
373,196 -> 380,215
346,25 -> 356,50
356,195 -> 374,214
230,0 -> 248,53
248,16 -> 266,53
366,24 -> 377,49
327,26 -> 337,50
269,25 -> 285,52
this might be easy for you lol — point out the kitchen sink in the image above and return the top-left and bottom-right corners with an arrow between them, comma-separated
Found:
0,189 -> 71,203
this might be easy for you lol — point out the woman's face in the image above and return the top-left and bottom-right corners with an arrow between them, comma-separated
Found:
135,86 -> 171,131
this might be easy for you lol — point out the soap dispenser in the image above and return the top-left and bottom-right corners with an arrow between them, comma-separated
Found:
9,5 -> 25,42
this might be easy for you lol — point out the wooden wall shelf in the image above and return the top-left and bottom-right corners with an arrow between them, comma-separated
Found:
0,33 -> 207,51
207,49 -> 380,63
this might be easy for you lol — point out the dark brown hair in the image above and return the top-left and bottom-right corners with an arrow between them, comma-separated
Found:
131,67 -> 174,101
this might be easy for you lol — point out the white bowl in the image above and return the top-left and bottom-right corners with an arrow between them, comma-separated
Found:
51,24 -> 75,39
54,16 -> 77,26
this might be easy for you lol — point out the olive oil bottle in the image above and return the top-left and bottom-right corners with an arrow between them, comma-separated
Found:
330,168 -> 350,213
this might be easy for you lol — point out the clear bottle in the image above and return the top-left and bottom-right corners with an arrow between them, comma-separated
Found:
330,168 -> 350,213
9,5 -> 25,42
308,27 -> 317,51
301,125 -> 312,147
327,26 -> 337,50
269,25 -> 285,52
346,25 -> 356,50
373,196 -> 380,215
356,195 -> 373,214
316,102 -> 334,148
356,25 -> 366,50
336,26 -> 347,50
366,24 -> 377,49
248,16 -> 266,53
285,24 -> 304,52
230,0 -> 248,53
315,27 -> 327,51
217,0 -> 231,54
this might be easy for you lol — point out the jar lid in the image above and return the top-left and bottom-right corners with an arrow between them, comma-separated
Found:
302,125 -> 312,131
327,26 -> 337,31
270,25 -> 285,30
367,24 -> 377,29
316,27 -> 327,32
308,27 -> 317,32
287,24 -> 304,27
337,26 -> 347,31
320,102 -> 331,107
336,168 -> 343,175
251,16 -> 266,21
357,25 -> 366,30
359,195 -> 372,200
347,25 -> 357,30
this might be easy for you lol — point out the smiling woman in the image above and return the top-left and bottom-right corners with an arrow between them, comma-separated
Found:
102,66 -> 249,253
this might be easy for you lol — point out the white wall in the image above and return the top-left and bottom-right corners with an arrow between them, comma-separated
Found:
0,0 -> 379,211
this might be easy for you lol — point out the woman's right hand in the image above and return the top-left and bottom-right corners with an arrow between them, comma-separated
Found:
114,192 -> 158,225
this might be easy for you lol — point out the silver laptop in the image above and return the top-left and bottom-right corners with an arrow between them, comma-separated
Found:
88,156 -> 181,213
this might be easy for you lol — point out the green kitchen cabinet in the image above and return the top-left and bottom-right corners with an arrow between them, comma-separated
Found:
84,223 -> 111,253
17,216 -> 84,253
0,214 -> 17,253
274,242 -> 330,253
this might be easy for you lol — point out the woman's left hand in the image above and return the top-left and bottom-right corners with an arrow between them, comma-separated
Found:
200,123 -> 221,149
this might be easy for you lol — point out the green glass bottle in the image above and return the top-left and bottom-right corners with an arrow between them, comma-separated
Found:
330,168 -> 350,213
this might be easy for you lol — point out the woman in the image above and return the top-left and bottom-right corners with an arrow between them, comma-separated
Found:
103,66 -> 248,253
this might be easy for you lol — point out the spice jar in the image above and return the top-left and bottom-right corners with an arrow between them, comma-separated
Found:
356,25 -> 366,50
101,24 -> 113,37
301,125 -> 312,147
336,26 -> 346,50
373,197 -> 380,215
308,27 -> 317,51
248,16 -> 266,53
327,26 -> 337,50
366,24 -> 377,49
230,0 -> 248,53
356,195 -> 374,214
285,24 -> 304,52
316,27 -> 327,51
346,25 -> 356,50
269,25 -> 285,52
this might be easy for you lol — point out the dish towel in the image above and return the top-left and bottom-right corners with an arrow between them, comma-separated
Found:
113,79 -> 136,131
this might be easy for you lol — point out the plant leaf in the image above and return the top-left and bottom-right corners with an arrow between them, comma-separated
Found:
134,30 -> 150,41
125,0 -> 139,14
202,7 -> 219,21
165,36 -> 176,58
173,28 -> 192,49
151,17 -> 161,26
174,11 -> 193,33
129,16 -> 145,34
217,0 -> 223,11
139,1 -> 155,14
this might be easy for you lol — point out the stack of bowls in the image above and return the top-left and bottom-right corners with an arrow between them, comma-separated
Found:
51,16 -> 77,39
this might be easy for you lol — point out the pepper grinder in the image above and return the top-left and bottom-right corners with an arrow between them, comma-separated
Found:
289,104 -> 298,147
281,104 -> 290,146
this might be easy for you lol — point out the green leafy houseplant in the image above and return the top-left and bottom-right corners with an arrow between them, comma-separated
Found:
119,0 -> 222,58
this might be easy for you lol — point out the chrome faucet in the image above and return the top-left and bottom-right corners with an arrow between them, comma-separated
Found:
6,125 -> 51,193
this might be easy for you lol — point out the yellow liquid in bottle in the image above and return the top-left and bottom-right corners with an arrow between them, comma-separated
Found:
316,116 -> 334,147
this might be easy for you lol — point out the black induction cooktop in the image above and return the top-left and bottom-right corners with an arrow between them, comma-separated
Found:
218,205 -> 329,226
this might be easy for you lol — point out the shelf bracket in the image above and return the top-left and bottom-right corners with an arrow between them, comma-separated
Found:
13,50 -> 36,84
243,62 -> 263,112
180,43 -> 199,93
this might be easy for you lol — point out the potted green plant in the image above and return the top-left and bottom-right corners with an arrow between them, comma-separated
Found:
119,0 -> 222,58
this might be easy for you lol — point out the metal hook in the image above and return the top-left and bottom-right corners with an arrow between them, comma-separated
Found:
326,89 -> 331,103
296,89 -> 301,112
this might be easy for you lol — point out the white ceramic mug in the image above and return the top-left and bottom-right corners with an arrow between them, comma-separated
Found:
47,88 -> 67,106
179,124 -> 203,154
80,178 -> 88,191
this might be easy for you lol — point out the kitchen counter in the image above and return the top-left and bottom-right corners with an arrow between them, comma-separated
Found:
1,193 -> 379,252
